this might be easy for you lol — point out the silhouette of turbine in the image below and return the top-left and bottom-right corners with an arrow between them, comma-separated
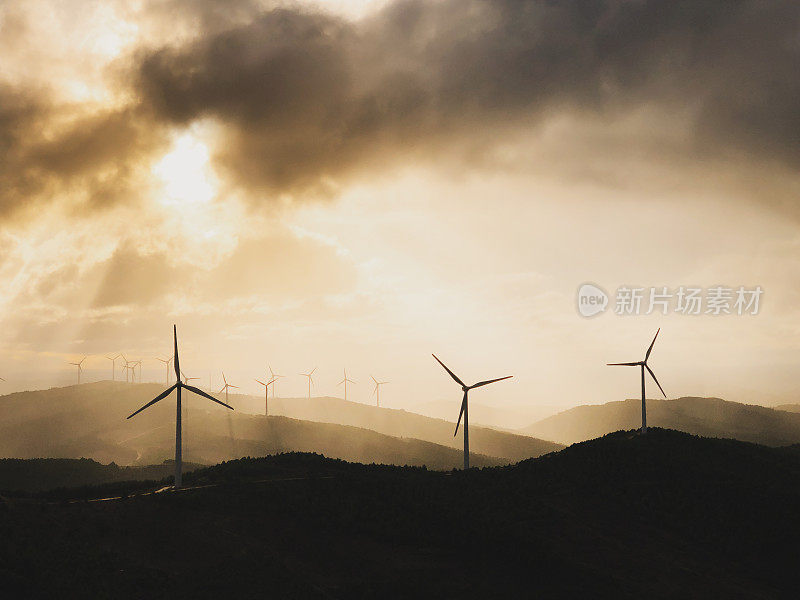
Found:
156,356 -> 174,384
269,366 -> 284,400
68,356 -> 88,384
300,368 -> 316,400
255,377 -> 278,416
105,354 -> 121,382
218,372 -> 239,405
432,354 -> 512,470
370,376 -> 388,407
127,325 -> 232,489
607,328 -> 667,435
338,369 -> 356,401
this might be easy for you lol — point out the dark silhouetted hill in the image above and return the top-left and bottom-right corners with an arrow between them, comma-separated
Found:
1,429 -> 798,598
522,396 -> 800,446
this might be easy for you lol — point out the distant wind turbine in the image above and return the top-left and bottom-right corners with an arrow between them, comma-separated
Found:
432,354 -> 512,470
300,368 -> 316,400
156,356 -> 174,384
180,370 -> 200,385
218,372 -> 239,405
338,369 -> 356,401
68,356 -> 88,384
127,325 -> 233,489
106,354 -> 121,382
120,355 -> 130,382
607,328 -> 667,435
269,365 -> 284,399
370,376 -> 388,407
255,377 -> 278,416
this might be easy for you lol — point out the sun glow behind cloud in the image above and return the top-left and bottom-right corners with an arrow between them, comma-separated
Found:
153,129 -> 217,209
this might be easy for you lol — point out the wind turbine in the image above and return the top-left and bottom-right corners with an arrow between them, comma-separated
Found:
120,354 -> 129,382
128,360 -> 141,383
607,328 -> 667,435
432,354 -> 512,470
180,370 -> 200,385
269,365 -> 284,399
338,369 -> 356,401
300,368 -> 316,400
106,354 -> 121,382
255,377 -> 278,416
218,372 -> 239,405
370,376 -> 388,407
68,356 -> 88,384
156,356 -> 173,384
127,325 -> 233,489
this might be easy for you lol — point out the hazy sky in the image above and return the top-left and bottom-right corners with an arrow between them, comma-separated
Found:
1,0 -> 799,415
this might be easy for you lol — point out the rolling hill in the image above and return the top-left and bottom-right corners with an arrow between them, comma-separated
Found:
410,399 -> 562,430
521,396 -> 800,446
234,394 -> 562,461
0,382 -> 559,469
1,429 -> 799,597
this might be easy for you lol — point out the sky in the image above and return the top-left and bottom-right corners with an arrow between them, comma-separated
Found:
1,0 -> 799,418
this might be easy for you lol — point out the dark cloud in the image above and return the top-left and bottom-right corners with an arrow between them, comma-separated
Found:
0,84 -> 168,218
135,0 -> 800,200
2,1 -> 799,218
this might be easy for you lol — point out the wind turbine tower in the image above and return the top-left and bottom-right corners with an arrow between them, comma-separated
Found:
106,354 -> 121,382
338,369 -> 356,401
371,376 -> 389,407
269,366 -> 284,399
300,368 -> 316,400
432,354 -> 512,470
218,372 -> 239,405
69,356 -> 88,384
127,326 -> 233,489
255,377 -> 278,416
607,328 -> 667,434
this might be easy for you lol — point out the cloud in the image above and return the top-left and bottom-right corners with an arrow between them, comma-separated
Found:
2,0 -> 799,219
134,0 -> 800,204
0,83 -> 168,218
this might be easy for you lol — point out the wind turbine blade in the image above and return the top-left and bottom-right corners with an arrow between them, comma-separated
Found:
338,379 -> 345,386
222,372 -> 228,385
645,365 -> 667,398
255,379 -> 267,386
454,392 -> 467,436
229,384 -> 239,389
184,383 -> 234,410
127,384 -> 178,419
432,354 -> 466,387
310,367 -> 316,376
470,375 -> 512,389
607,362 -> 641,366
645,328 -> 660,361
173,325 -> 180,379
